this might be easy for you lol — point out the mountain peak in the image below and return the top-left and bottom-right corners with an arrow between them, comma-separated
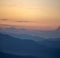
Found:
56,26 -> 60,31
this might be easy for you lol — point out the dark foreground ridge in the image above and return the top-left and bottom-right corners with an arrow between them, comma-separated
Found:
0,52 -> 39,58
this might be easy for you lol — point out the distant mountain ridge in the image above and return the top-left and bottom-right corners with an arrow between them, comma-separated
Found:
0,24 -> 60,38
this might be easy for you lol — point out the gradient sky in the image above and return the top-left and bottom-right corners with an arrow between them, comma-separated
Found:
0,0 -> 60,30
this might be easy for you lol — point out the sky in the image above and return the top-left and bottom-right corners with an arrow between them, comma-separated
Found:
0,0 -> 60,30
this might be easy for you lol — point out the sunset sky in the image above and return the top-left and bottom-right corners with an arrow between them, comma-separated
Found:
0,0 -> 60,30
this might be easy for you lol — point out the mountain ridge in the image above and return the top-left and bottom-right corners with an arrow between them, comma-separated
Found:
0,32 -> 60,58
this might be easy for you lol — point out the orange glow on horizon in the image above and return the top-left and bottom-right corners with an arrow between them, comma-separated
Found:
0,0 -> 60,30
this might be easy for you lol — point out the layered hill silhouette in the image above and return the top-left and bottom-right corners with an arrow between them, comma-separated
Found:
0,33 -> 60,58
